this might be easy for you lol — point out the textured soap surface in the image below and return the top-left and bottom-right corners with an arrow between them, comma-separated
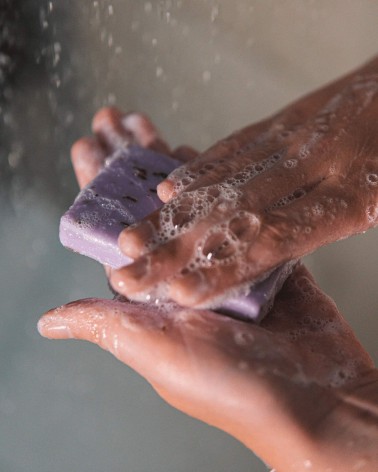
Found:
60,146 -> 181,268
60,145 -> 295,322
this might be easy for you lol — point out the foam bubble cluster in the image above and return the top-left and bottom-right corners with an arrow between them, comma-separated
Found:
170,149 -> 284,195
134,150 -> 289,303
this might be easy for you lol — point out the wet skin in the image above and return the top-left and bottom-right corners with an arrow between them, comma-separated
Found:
102,56 -> 378,308
39,108 -> 378,471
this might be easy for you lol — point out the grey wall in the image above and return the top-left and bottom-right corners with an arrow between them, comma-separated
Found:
1,1 -> 377,471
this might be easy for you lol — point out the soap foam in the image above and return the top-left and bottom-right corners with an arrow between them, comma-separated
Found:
170,149 -> 283,194
130,151 -> 289,305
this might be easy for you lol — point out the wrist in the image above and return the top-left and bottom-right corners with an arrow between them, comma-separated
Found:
232,371 -> 378,472
310,369 -> 378,472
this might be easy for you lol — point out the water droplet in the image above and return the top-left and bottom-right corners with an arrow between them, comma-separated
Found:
210,5 -> 219,22
144,2 -> 153,13
202,70 -> 211,83
131,20 -> 140,31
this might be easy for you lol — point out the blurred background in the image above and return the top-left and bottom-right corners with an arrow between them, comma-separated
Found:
1,1 -> 378,471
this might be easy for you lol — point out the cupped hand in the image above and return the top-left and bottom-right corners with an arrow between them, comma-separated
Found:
39,263 -> 377,472
110,56 -> 378,308
42,110 -> 378,471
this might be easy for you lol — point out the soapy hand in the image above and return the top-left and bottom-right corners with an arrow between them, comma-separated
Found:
39,263 -> 378,472
110,56 -> 378,308
39,109 -> 378,471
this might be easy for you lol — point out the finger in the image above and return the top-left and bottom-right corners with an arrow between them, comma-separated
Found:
92,107 -> 172,156
110,235 -> 197,298
118,174 -> 367,307
118,186 -> 221,259
122,112 -> 171,155
155,119 -> 277,202
92,107 -> 134,153
117,211 -> 160,260
156,104 -> 311,204
115,189 -> 261,300
114,204 -> 261,303
263,263 -> 345,333
113,207 -> 216,297
38,296 -> 251,443
37,298 -> 259,402
172,145 -> 199,163
260,174 -> 368,260
37,291 -> 375,470
38,296 -> 304,410
155,146 -> 199,203
71,136 -> 107,189
167,176 -> 366,306
38,298 -> 178,381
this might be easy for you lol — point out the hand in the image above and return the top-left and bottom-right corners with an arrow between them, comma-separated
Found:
39,263 -> 378,472
70,107 -> 198,190
69,107 -> 198,282
41,110 -> 378,471
109,56 -> 378,307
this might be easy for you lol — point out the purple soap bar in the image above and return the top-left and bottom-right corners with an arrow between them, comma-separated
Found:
60,144 -> 295,322
60,146 -> 181,268
217,260 -> 297,323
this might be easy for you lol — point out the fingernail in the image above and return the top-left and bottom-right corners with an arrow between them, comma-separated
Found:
37,315 -> 73,339
157,180 -> 175,202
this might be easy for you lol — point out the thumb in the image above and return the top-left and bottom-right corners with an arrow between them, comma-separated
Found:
37,298 -> 251,423
38,298 -> 181,383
